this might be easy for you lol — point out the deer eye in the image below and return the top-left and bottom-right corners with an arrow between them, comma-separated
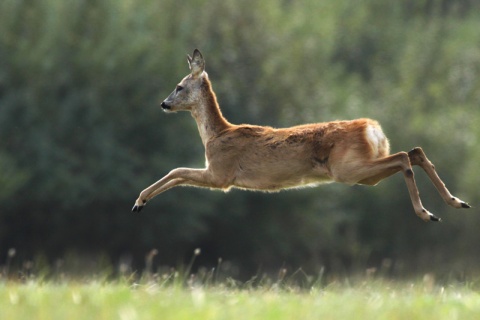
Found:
176,85 -> 184,92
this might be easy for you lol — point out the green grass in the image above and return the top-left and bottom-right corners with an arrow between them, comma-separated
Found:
2,279 -> 480,320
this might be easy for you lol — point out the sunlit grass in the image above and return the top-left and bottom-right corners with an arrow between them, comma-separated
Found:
2,250 -> 480,319
2,277 -> 480,320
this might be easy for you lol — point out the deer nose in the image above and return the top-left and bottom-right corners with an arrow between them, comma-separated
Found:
161,101 -> 171,110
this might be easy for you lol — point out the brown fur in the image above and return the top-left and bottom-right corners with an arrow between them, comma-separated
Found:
132,49 -> 470,222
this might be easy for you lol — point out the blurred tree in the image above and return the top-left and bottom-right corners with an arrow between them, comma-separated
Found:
0,0 -> 478,278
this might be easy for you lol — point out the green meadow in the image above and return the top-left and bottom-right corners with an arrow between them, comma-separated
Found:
2,278 -> 480,320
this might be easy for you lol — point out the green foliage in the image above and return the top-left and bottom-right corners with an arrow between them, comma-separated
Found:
0,0 -> 479,276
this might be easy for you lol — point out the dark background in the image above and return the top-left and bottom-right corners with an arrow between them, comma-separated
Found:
1,0 -> 479,279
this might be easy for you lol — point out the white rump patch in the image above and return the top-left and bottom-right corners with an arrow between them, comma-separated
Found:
366,124 -> 388,157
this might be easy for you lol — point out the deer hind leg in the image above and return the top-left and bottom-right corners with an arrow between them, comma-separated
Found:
132,168 -> 225,212
352,152 -> 441,222
408,147 -> 470,209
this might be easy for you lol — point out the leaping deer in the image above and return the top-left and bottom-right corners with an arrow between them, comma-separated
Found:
132,49 -> 470,222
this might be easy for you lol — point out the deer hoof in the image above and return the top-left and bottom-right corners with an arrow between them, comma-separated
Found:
420,209 -> 441,222
448,197 -> 471,209
132,205 -> 144,212
461,202 -> 471,209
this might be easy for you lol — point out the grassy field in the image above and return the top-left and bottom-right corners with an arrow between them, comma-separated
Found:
1,278 -> 480,320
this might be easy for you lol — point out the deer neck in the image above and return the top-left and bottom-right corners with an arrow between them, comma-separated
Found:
191,80 -> 230,146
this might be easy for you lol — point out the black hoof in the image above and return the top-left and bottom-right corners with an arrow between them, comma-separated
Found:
132,205 -> 144,212
461,202 -> 471,209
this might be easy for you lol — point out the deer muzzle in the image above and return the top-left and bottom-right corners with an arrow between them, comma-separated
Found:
161,101 -> 171,110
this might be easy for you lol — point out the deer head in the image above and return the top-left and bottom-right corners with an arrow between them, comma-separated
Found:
161,49 -> 206,112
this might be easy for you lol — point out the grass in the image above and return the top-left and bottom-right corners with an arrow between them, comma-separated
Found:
2,251 -> 480,319
2,277 -> 480,320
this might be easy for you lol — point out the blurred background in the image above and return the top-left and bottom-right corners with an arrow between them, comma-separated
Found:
0,0 -> 479,280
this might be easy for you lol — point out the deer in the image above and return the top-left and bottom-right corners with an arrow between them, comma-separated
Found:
132,49 -> 470,222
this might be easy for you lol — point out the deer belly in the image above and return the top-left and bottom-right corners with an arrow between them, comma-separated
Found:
232,163 -> 333,191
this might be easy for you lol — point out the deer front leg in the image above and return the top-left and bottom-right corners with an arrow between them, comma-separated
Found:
132,168 -> 223,212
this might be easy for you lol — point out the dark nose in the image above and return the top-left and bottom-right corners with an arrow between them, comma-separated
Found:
161,101 -> 171,110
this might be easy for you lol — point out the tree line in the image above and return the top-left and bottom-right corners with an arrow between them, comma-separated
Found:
1,0 -> 479,278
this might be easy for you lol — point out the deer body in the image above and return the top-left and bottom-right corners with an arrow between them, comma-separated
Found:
132,49 -> 470,222
203,119 -> 388,191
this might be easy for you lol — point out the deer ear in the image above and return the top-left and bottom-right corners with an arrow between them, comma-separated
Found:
188,49 -> 205,77
187,54 -> 193,69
